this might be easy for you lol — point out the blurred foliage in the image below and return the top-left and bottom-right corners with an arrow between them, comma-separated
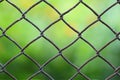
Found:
0,0 -> 120,80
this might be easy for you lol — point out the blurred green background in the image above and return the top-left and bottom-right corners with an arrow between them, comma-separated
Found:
0,0 -> 120,80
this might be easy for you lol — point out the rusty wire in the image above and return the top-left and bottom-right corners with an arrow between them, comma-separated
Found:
0,0 -> 120,80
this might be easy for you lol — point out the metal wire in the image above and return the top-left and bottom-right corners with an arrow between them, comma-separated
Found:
0,0 -> 120,80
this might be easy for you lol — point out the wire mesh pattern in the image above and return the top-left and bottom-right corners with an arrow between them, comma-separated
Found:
0,0 -> 120,80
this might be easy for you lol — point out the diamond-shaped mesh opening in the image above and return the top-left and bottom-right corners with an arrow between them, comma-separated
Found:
62,39 -> 95,67
100,40 -> 120,67
0,0 -> 120,80
26,2 -> 59,30
44,56 -> 76,80
6,20 -> 40,47
0,1 -> 21,28
80,57 -> 114,80
47,0 -> 78,13
102,4 -> 120,32
44,21 -> 77,48
64,4 -> 97,32
25,38 -> 58,65
83,0 -> 116,14
82,22 -> 115,50
0,37 -> 19,63
6,55 -> 39,79
10,0 -> 39,11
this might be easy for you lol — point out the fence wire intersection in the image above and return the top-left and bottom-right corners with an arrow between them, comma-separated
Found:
0,0 -> 120,80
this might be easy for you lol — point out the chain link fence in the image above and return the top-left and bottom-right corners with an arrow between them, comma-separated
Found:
0,0 -> 120,80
